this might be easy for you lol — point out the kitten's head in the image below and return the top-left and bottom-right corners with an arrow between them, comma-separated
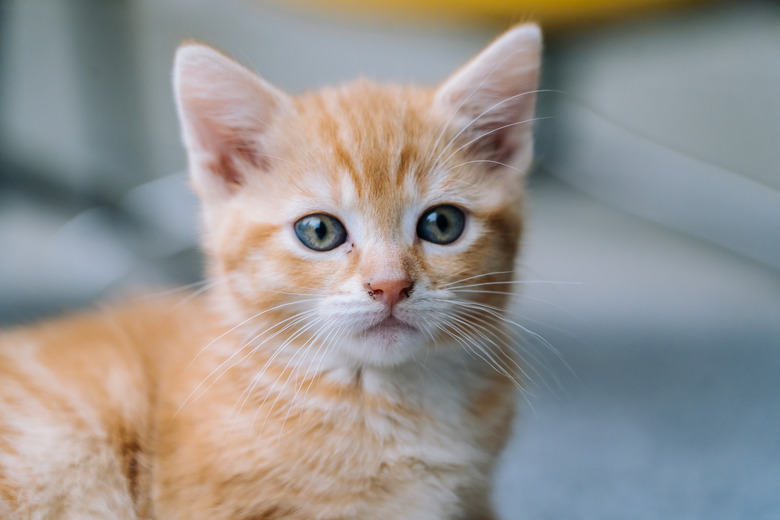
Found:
174,25 -> 541,368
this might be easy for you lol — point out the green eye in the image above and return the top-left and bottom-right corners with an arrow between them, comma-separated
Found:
294,213 -> 347,252
416,205 -> 466,245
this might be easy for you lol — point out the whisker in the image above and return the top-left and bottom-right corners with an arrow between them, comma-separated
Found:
177,309 -> 319,417
447,305 -> 561,394
439,319 -> 535,410
435,296 -> 572,385
439,311 -> 528,389
229,320 -> 317,443
175,281 -> 221,307
428,310 -> 516,379
446,300 -> 569,374
450,288 -> 584,329
448,159 -> 525,173
439,116 -> 552,169
229,311 -> 323,419
441,270 -> 515,288
448,289 -> 518,297
431,90 -> 552,172
300,320 -> 346,398
278,318 -> 342,439
251,288 -> 330,297
427,308 -> 540,413
186,297 -> 325,370
447,279 -> 583,291
144,278 -> 219,298
252,316 -> 329,436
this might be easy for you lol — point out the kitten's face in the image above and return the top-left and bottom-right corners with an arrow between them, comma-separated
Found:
174,26 -> 541,367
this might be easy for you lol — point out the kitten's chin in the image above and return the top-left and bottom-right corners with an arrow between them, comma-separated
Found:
344,316 -> 425,367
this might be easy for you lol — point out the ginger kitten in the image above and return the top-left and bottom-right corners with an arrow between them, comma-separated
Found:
0,24 -> 541,519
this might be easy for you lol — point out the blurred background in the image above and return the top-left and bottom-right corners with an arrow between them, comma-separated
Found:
1,0 -> 778,517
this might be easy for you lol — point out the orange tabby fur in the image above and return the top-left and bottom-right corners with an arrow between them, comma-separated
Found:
0,24 -> 541,519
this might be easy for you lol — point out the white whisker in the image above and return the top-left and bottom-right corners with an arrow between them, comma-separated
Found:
278,318 -> 343,439
145,278 -> 219,298
229,311 -> 322,420
252,316 -> 329,436
447,279 -> 583,291
447,305 -> 560,393
431,90 -> 551,172
439,116 -> 551,169
441,270 -> 515,288
185,297 -> 324,370
178,309 -> 319,418
439,311 -> 527,390
446,300 -> 569,373
448,159 -> 525,173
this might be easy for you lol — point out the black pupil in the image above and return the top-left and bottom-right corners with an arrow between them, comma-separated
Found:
314,220 -> 327,240
435,213 -> 449,232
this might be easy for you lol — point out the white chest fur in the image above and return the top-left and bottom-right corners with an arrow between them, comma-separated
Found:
175,347 -> 510,520
263,352 -> 502,519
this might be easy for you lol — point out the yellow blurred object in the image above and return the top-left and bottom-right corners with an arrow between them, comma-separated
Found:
280,0 -> 705,27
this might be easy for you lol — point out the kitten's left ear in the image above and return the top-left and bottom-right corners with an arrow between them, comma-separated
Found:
434,24 -> 541,175
173,43 -> 292,201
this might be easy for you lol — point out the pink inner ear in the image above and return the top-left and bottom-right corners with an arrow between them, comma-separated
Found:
175,43 -> 291,196
211,137 -> 269,187
444,73 -> 539,170
434,25 -> 541,172
184,92 -> 266,188
464,113 -> 532,169
211,150 -> 243,187
235,141 -> 270,171
185,98 -> 275,189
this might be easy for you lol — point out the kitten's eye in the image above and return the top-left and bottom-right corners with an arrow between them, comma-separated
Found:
416,205 -> 466,245
294,213 -> 347,252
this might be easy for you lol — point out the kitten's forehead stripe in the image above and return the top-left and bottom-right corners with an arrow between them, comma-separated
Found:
395,144 -> 413,189
313,93 -> 365,199
296,82 -> 438,228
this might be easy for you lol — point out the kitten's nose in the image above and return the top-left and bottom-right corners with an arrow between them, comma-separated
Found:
366,279 -> 414,308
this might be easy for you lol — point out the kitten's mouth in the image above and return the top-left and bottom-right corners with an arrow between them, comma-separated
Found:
348,314 -> 422,365
363,315 -> 416,336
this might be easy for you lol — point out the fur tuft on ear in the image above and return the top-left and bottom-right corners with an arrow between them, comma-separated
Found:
173,44 -> 291,200
435,24 -> 542,175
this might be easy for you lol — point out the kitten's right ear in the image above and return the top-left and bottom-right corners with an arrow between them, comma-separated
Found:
434,24 -> 541,175
173,44 -> 291,200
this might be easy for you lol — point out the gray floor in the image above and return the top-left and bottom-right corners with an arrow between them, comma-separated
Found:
496,175 -> 780,519
1,1 -> 779,518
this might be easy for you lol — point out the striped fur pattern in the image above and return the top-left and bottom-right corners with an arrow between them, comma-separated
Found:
0,24 -> 541,519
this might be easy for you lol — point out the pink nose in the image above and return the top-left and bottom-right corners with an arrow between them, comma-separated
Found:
366,279 -> 414,307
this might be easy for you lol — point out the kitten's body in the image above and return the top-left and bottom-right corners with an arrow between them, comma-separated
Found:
0,25 -> 541,519
1,298 -> 511,519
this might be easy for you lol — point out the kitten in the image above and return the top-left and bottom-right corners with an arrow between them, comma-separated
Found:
0,24 -> 541,519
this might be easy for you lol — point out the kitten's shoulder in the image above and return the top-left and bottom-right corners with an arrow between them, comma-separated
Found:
0,295 -> 215,518
0,294 -> 217,390
2,294 -> 210,347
